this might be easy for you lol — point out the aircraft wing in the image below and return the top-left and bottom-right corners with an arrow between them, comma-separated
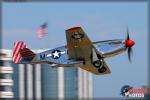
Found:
79,60 -> 111,75
66,27 -> 111,75
66,27 -> 92,61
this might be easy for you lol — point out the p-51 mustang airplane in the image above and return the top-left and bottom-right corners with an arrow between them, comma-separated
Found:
12,27 -> 135,75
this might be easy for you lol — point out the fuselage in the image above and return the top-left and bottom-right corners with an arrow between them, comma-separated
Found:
33,39 -> 126,65
93,39 -> 126,58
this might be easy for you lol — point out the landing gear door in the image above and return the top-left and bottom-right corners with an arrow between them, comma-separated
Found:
100,61 -> 111,74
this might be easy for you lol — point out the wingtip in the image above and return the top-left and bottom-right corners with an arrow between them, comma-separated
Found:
66,26 -> 81,31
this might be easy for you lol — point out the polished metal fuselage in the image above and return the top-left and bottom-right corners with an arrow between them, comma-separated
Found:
29,39 -> 126,65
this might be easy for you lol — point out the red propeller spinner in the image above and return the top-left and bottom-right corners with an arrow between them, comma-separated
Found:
125,40 -> 135,48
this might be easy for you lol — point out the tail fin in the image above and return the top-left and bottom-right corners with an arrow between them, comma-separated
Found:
12,41 -> 35,64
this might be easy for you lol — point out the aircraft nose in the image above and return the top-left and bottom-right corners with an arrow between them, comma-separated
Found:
125,40 -> 135,48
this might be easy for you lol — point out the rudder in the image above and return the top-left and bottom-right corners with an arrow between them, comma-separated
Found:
12,41 -> 27,64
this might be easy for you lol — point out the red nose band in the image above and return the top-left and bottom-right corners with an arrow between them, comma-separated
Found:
125,40 -> 135,48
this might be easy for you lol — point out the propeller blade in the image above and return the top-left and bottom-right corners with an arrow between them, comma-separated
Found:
125,26 -> 134,62
128,47 -> 133,62
128,48 -> 131,62
126,27 -> 130,40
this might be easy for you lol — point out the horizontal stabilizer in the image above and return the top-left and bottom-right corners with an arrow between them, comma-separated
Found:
20,48 -> 36,58
12,41 -> 36,64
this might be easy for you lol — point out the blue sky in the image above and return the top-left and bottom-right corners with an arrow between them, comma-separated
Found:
2,2 -> 148,98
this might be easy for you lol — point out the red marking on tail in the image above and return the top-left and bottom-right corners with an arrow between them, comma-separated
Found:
12,41 -> 27,63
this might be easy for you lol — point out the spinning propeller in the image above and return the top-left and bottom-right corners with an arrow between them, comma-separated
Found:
124,27 -> 135,62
